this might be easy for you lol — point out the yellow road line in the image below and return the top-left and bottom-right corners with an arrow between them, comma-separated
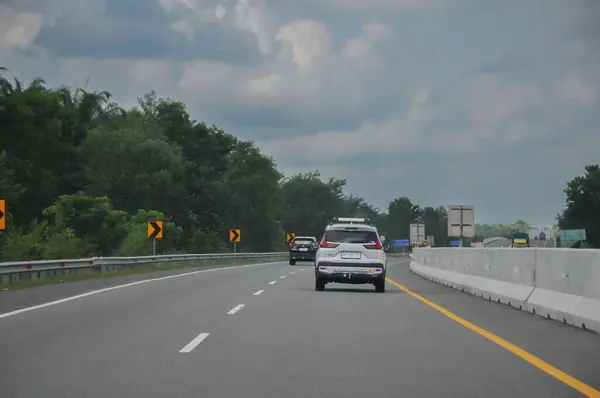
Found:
386,277 -> 600,398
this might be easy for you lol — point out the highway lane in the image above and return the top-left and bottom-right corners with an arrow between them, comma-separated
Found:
1,258 -> 599,397
0,260 -> 284,315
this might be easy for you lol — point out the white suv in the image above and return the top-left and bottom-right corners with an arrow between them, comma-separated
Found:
314,218 -> 387,292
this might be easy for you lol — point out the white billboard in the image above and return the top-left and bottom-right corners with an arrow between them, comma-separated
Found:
447,205 -> 475,237
410,223 -> 425,244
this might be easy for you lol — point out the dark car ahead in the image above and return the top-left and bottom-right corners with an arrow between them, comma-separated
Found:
289,236 -> 318,265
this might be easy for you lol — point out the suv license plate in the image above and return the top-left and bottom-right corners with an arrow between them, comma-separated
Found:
299,248 -> 308,251
341,252 -> 361,259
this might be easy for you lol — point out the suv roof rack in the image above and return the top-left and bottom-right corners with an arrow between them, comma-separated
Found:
328,217 -> 375,226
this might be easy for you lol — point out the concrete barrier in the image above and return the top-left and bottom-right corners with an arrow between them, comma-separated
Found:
410,247 -> 600,333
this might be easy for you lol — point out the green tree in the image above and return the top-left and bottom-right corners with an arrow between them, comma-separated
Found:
223,140 -> 283,252
422,206 -> 448,246
79,124 -> 188,220
116,209 -> 183,256
280,171 -> 347,238
42,193 -> 130,256
558,164 -> 600,248
386,197 -> 422,240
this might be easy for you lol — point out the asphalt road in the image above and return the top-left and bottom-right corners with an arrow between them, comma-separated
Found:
1,257 -> 599,398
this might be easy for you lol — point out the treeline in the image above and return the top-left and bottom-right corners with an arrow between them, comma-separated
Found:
557,165 -> 600,248
474,220 -> 531,240
0,73 -> 455,260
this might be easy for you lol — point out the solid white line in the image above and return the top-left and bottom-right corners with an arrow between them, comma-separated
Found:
290,272 -> 295,274
227,304 -> 245,315
179,332 -> 210,353
0,261 -> 284,320
280,276 -> 286,279
253,290 -> 264,296
269,281 -> 276,285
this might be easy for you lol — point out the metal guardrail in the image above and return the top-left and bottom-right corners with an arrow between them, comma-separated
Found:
0,252 -> 288,284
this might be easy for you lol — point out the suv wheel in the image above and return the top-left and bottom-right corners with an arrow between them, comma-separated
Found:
375,278 -> 386,293
289,259 -> 296,265
315,277 -> 326,291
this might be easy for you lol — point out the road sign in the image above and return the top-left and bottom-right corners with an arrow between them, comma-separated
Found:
447,205 -> 475,237
147,221 -> 163,239
392,239 -> 409,247
0,199 -> 4,230
230,229 -> 241,243
559,229 -> 586,241
286,232 -> 296,243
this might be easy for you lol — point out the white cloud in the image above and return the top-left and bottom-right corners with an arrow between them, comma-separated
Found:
215,4 -> 227,19
258,87 -> 446,164
158,0 -> 220,41
276,19 -> 331,73
309,0 -> 452,12
467,74 -> 542,127
233,0 -> 273,54
341,23 -> 392,71
558,76 -> 597,107
174,18 -> 393,119
0,6 -> 44,50
159,0 -> 275,51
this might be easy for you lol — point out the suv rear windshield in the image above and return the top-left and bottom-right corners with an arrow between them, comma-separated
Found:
326,229 -> 378,244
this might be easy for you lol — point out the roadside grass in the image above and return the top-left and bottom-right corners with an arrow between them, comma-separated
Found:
0,257 -> 286,291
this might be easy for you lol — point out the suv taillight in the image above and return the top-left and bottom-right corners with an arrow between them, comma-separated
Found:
363,240 -> 382,250
320,235 -> 339,248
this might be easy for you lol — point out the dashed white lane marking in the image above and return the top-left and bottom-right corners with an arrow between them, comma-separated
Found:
269,281 -> 276,285
280,276 -> 287,279
179,332 -> 210,353
0,261 -> 285,320
290,271 -> 296,275
253,290 -> 264,296
227,304 -> 245,315
300,269 -> 304,271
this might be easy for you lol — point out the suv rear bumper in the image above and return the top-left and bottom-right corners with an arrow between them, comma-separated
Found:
316,262 -> 385,284
289,251 -> 316,261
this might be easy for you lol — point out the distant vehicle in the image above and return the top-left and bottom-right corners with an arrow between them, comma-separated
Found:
511,239 -> 528,248
314,217 -> 386,292
539,231 -> 546,241
511,232 -> 530,247
289,236 -> 317,265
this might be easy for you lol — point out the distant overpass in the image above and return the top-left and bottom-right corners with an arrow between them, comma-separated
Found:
483,237 -> 511,247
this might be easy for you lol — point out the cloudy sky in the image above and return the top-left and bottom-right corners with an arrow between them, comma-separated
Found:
1,0 -> 599,224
